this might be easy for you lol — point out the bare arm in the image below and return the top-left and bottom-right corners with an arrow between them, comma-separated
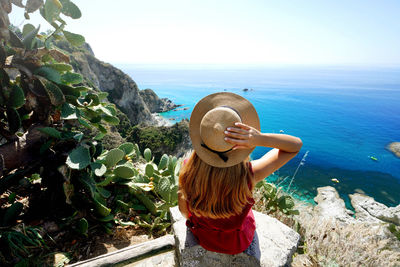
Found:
250,148 -> 298,183
225,123 -> 302,183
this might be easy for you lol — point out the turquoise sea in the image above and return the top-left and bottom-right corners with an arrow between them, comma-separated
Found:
118,64 -> 400,208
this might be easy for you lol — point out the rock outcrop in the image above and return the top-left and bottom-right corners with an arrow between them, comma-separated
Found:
170,206 -> 300,267
293,186 -> 400,267
311,186 -> 400,226
54,41 -> 178,126
140,89 -> 179,113
72,51 -> 152,124
350,193 -> 400,225
313,186 -> 355,224
387,142 -> 400,158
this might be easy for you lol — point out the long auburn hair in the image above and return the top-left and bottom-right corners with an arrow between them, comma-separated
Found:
179,151 -> 254,219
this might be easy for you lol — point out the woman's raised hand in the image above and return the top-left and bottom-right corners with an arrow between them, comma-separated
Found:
225,123 -> 303,153
224,122 -> 261,150
225,122 -> 302,182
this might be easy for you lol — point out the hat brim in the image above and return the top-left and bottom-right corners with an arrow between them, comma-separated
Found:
189,92 -> 260,168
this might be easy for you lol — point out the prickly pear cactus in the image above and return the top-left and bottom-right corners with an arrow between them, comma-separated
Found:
144,148 -> 152,162
257,181 -> 299,215
158,154 -> 168,170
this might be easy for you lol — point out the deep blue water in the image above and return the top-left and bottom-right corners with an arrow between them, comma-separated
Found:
117,64 -> 400,207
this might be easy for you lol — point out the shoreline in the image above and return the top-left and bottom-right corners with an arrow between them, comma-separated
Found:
269,161 -> 400,208
151,113 -> 173,127
156,112 -> 400,207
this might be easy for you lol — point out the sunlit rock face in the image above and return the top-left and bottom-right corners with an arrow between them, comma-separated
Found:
313,186 -> 355,224
294,186 -> 400,267
139,88 -> 179,113
350,193 -> 400,225
387,142 -> 400,158
312,186 -> 399,225
170,206 -> 300,267
55,41 -> 159,125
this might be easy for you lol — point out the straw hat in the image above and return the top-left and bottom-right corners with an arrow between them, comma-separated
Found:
189,92 -> 260,167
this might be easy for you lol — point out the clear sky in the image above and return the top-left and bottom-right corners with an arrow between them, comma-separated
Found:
9,0 -> 400,66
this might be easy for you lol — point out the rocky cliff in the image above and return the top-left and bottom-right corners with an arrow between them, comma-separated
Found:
139,89 -> 179,113
387,142 -> 400,158
293,186 -> 400,266
55,41 -> 175,126
52,41 -> 191,160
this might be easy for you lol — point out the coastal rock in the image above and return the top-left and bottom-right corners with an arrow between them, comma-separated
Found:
77,54 -> 153,125
295,186 -> 400,266
313,186 -> 354,224
387,142 -> 400,158
55,41 -> 155,125
350,193 -> 400,225
151,113 -> 172,127
170,206 -> 299,267
139,88 -> 179,113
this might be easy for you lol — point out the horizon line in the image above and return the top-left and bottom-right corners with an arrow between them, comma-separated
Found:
111,62 -> 400,69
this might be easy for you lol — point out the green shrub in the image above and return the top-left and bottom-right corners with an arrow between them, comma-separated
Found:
127,121 -> 188,162
255,180 -> 299,216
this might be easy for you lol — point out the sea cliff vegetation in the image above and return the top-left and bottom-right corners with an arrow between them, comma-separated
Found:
126,121 -> 190,163
0,1 -> 399,266
0,1 -> 185,265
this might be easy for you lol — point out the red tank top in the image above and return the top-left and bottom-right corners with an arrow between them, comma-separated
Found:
185,163 -> 256,255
